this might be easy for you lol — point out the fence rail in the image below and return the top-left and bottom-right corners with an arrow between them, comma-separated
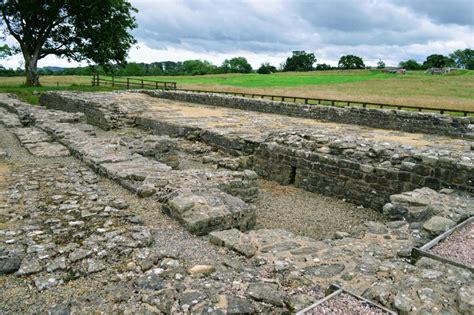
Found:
91,74 -> 177,90
90,74 -> 473,116
175,88 -> 474,116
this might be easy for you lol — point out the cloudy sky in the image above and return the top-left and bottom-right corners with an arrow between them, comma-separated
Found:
1,0 -> 473,68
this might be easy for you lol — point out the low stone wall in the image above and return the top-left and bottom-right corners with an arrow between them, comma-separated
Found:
40,92 -> 121,130
253,132 -> 474,209
143,90 -> 474,139
38,91 -> 474,211
135,116 -> 259,156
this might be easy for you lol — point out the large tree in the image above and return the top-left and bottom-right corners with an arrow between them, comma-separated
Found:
338,55 -> 365,69
450,48 -> 474,70
182,59 -> 217,75
221,57 -> 252,73
0,0 -> 137,86
283,51 -> 316,72
422,54 -> 455,69
398,59 -> 421,70
257,62 -> 276,74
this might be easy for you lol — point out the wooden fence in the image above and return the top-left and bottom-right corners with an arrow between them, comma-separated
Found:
90,74 -> 473,116
176,88 -> 474,116
91,74 -> 177,90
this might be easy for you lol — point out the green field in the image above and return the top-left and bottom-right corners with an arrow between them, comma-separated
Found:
130,70 -> 391,87
1,70 -> 473,111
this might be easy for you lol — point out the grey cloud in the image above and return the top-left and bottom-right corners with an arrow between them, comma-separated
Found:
394,0 -> 474,26
130,0 -> 473,61
133,0 -> 309,53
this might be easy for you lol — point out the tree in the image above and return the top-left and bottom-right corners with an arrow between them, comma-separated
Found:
283,51 -> 316,72
398,59 -> 421,70
182,60 -> 217,75
423,54 -> 455,69
0,0 -> 137,86
315,63 -> 332,70
116,62 -> 144,76
0,44 -> 12,59
257,62 -> 277,74
221,57 -> 252,73
450,48 -> 474,70
338,55 -> 365,69
376,59 -> 385,69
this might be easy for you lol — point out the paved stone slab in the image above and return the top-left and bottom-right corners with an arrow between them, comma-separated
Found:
23,142 -> 70,157
99,156 -> 171,181
0,108 -> 22,127
14,127 -> 52,144
384,188 -> 474,227
12,127 -> 70,157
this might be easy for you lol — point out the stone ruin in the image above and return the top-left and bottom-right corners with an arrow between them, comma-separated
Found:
0,90 -> 472,313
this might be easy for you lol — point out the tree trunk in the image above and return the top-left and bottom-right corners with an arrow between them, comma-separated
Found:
24,55 -> 40,86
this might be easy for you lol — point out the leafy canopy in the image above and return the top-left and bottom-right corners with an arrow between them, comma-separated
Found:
376,59 -> 385,69
450,49 -> 474,70
283,51 -> 316,72
398,59 -> 421,70
222,57 -> 253,73
0,44 -> 12,59
423,54 -> 455,69
0,0 -> 138,85
338,55 -> 365,69
257,62 -> 277,74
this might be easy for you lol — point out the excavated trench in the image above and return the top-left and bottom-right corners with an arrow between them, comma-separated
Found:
96,122 -> 387,240
1,92 -> 473,314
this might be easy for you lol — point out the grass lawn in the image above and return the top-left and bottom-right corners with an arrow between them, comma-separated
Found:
130,70 -> 391,87
0,70 -> 473,111
0,82 -> 116,105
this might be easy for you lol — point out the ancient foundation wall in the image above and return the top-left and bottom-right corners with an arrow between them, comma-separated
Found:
135,117 -> 259,156
143,90 -> 474,139
39,92 -> 474,210
40,93 -> 116,130
253,134 -> 473,209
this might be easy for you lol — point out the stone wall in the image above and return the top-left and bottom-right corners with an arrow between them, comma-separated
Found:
40,92 -> 122,130
253,132 -> 474,209
135,117 -> 259,156
38,91 -> 474,211
143,90 -> 474,139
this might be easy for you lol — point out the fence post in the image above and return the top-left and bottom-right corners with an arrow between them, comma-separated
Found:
92,73 -> 95,86
112,76 -> 115,87
96,74 -> 100,86
127,78 -> 130,89
156,81 -> 159,89
141,79 -> 144,88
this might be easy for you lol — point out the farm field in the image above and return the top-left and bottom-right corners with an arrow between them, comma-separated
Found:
1,70 -> 473,111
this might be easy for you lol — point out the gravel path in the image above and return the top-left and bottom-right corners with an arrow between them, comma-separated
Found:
306,292 -> 390,315
255,180 -> 386,240
431,220 -> 474,268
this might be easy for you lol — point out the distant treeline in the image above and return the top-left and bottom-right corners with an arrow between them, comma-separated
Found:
0,48 -> 472,77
